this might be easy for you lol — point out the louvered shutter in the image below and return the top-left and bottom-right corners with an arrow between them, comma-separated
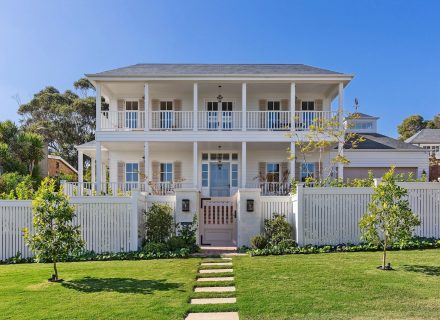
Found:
117,100 -> 125,128
151,99 -> 160,111
173,99 -> 182,128
117,161 -> 125,184
281,162 -> 289,182
259,100 -> 267,128
139,98 -> 145,111
314,99 -> 323,111
295,97 -> 301,111
295,162 -> 301,181
258,162 -> 267,181
151,100 -> 160,128
139,161 -> 145,180
281,99 -> 289,111
151,161 -> 160,183
314,162 -> 321,181
174,161 -> 182,182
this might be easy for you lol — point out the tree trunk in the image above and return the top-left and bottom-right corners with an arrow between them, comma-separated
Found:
382,235 -> 387,270
53,259 -> 58,280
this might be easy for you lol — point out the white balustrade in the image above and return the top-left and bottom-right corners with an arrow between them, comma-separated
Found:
101,111 -> 145,130
246,111 -> 291,130
150,111 -> 193,130
197,111 -> 242,130
293,111 -> 338,131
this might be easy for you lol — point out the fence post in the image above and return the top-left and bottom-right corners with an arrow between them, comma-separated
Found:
130,191 -> 140,251
295,183 -> 305,246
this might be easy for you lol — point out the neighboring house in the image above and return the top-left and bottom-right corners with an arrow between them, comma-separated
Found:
47,155 -> 78,178
406,129 -> 440,180
341,113 -> 430,179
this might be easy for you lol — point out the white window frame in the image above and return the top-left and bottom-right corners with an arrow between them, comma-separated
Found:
159,162 -> 173,183
300,162 -> 316,182
200,151 -> 240,190
266,162 -> 281,183
301,101 -> 315,111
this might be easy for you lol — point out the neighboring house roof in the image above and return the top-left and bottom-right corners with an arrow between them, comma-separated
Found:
405,129 -> 440,144
347,112 -> 380,120
86,63 -> 346,77
48,155 -> 78,174
344,133 -> 423,151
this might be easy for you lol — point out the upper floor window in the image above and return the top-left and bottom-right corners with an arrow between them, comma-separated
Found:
267,101 -> 281,111
266,163 -> 280,183
160,101 -> 173,111
160,163 -> 173,182
353,121 -> 373,130
300,163 -> 315,182
125,100 -> 138,111
301,101 -> 315,111
125,163 -> 139,190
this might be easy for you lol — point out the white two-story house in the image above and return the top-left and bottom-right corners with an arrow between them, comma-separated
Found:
69,64 -> 429,246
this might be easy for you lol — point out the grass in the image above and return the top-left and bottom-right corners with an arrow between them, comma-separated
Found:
233,249 -> 440,320
0,259 -> 200,320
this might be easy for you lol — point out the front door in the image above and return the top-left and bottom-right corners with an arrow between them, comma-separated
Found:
210,162 -> 230,197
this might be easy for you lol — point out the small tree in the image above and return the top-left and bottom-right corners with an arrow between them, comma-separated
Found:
359,167 -> 421,270
23,178 -> 84,281
145,203 -> 174,243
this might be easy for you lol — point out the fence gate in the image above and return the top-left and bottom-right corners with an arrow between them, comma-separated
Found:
199,198 -> 237,247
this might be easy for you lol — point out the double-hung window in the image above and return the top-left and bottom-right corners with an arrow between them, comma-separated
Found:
266,163 -> 280,183
160,163 -> 173,183
300,163 -> 315,182
125,163 -> 139,190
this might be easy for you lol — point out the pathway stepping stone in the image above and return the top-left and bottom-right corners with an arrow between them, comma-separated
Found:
190,297 -> 237,305
200,262 -> 233,266
199,268 -> 233,274
194,286 -> 236,292
185,312 -> 239,320
196,276 -> 234,282
202,257 -> 232,260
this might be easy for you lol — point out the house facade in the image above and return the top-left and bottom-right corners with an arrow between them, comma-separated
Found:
70,64 -> 429,247
406,129 -> 440,181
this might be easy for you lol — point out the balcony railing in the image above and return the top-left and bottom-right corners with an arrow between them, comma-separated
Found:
100,110 -> 339,131
247,182 -> 291,196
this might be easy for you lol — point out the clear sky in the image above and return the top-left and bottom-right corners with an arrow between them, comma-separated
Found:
0,0 -> 439,137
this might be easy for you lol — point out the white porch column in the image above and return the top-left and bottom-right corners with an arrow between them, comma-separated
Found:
193,142 -> 198,188
144,141 -> 149,190
95,141 -> 102,193
337,82 -> 344,179
241,142 -> 247,188
96,82 -> 101,131
290,82 -> 296,131
144,83 -> 149,131
193,83 -> 198,131
289,141 -> 295,183
91,158 -> 95,184
241,82 -> 246,131
78,150 -> 84,184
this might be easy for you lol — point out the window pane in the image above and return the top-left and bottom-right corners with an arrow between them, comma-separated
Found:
232,153 -> 238,160
223,153 -> 229,160
202,153 -> 208,160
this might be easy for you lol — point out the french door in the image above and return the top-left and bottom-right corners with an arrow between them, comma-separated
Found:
206,101 -> 233,130
125,101 -> 139,129
160,101 -> 173,129
267,101 -> 280,129
301,101 -> 315,129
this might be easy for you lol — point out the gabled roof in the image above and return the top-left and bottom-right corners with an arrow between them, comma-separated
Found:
349,112 -> 379,120
48,155 -> 78,174
344,133 -> 423,151
86,63 -> 348,77
405,129 -> 440,144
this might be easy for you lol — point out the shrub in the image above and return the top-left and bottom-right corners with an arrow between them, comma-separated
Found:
144,203 -> 174,243
166,236 -> 187,251
176,215 -> 198,247
143,242 -> 168,254
264,214 -> 292,245
251,234 -> 268,249
277,239 -> 297,249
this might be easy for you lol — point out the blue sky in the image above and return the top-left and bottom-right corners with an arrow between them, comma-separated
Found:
0,0 -> 439,137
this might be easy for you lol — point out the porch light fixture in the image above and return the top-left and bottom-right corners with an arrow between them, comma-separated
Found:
216,85 -> 223,103
182,199 -> 190,212
217,146 -> 223,170
247,199 -> 254,212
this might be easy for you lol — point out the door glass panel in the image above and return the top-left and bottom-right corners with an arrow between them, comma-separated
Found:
160,101 -> 173,129
210,162 -> 230,197
301,101 -> 315,128
207,102 -> 219,129
125,101 -> 139,128
221,102 -> 233,129
267,101 -> 280,129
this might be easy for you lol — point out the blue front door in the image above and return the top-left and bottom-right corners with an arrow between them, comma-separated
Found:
210,162 -> 230,197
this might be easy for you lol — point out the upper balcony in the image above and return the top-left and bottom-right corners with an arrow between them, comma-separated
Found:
100,110 -> 338,131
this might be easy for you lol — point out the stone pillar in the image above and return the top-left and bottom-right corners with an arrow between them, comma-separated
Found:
236,188 -> 261,247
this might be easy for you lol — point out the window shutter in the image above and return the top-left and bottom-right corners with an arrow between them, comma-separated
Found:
117,161 -> 125,184
174,161 -> 182,182
314,162 -> 321,180
139,161 -> 145,181
281,162 -> 289,182
281,99 -> 289,111
151,99 -> 160,111
173,99 -> 181,111
295,97 -> 301,111
117,100 -> 125,128
139,98 -> 145,111
295,162 -> 301,181
258,162 -> 267,181
259,99 -> 267,111
173,99 -> 182,128
151,161 -> 160,183
117,99 -> 124,111
315,99 -> 323,111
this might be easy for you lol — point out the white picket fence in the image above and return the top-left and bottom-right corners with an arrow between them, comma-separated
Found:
0,196 -> 139,261
261,196 -> 296,231
296,182 -> 440,246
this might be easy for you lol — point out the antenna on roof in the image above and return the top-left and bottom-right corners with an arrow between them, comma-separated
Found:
354,97 -> 359,113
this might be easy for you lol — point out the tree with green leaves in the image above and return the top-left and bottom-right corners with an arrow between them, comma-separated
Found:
359,167 -> 421,270
23,178 -> 84,281
397,114 -> 440,141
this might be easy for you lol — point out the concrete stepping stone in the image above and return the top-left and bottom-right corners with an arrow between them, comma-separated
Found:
199,268 -> 233,274
200,262 -> 233,266
197,276 -> 234,282
185,312 -> 239,320
190,297 -> 237,305
194,286 -> 236,292
202,257 -> 232,260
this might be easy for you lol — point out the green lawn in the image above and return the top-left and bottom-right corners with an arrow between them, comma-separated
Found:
234,250 -> 440,320
0,259 -> 200,320
2,250 -> 440,320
